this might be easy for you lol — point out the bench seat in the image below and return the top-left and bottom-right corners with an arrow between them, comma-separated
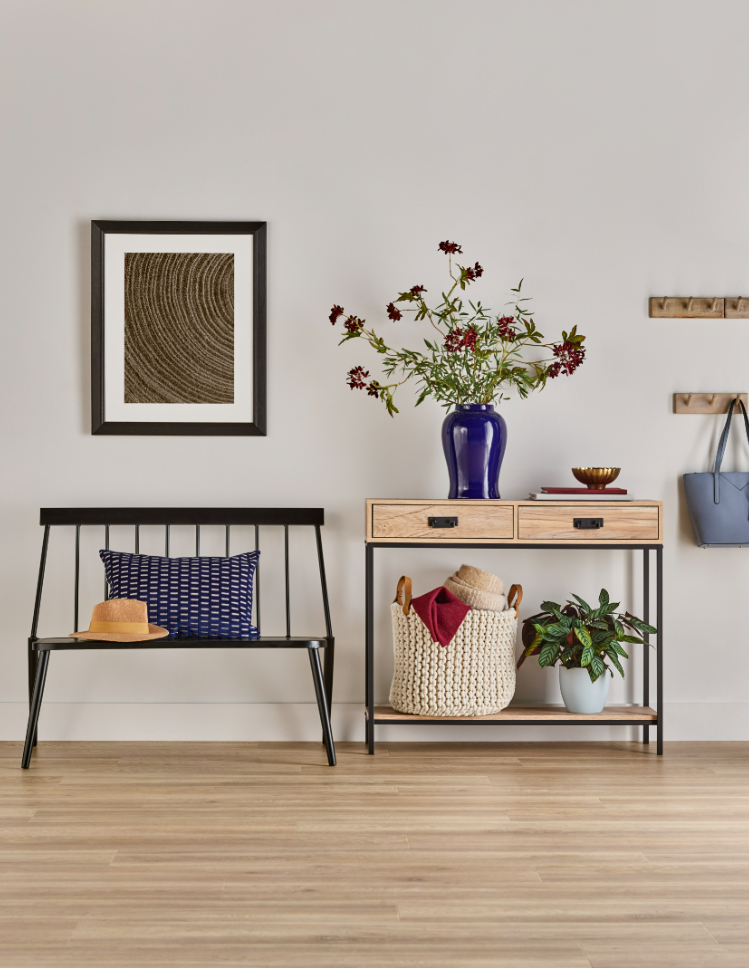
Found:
32,636 -> 329,650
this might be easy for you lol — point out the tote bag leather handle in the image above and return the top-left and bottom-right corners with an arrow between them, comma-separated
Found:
713,398 -> 749,503
394,576 -> 412,615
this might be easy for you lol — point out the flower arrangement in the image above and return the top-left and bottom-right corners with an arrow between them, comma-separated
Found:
517,590 -> 657,683
329,241 -> 586,416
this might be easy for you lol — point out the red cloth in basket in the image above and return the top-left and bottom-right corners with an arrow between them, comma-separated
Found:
410,586 -> 471,647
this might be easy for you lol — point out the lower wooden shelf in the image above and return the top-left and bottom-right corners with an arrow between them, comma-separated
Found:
369,704 -> 657,724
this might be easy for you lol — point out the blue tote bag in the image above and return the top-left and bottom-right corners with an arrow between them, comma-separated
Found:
684,399 -> 749,547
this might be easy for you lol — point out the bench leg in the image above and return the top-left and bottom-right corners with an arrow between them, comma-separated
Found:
22,650 -> 50,769
308,646 -> 336,766
321,638 -> 335,747
323,638 -> 335,719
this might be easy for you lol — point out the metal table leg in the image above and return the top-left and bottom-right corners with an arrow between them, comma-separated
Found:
656,545 -> 664,755
643,549 -> 650,746
365,543 -> 375,754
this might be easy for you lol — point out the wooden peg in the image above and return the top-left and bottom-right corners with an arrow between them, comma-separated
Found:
687,297 -> 694,312
711,298 -> 718,312
662,296 -> 668,310
686,393 -> 693,407
709,394 -> 717,406
724,297 -> 749,318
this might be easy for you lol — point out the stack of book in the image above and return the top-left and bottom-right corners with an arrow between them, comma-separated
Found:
528,487 -> 633,501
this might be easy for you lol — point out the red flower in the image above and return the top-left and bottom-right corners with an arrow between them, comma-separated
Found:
347,366 -> 370,389
462,262 -> 483,283
386,302 -> 403,321
438,241 -> 463,255
498,315 -> 517,340
445,326 -> 480,352
549,341 -> 586,378
367,381 -> 381,398
329,304 -> 344,324
409,285 -> 426,296
444,328 -> 464,353
462,326 -> 478,352
344,316 -> 364,333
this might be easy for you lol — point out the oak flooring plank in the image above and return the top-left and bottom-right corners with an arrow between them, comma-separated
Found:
60,919 -> 716,944
704,923 -> 749,943
0,947 -> 594,968
583,943 -> 749,967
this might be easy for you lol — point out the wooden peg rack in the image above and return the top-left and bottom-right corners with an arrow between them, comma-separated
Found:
673,393 -> 748,414
651,297 -> 749,318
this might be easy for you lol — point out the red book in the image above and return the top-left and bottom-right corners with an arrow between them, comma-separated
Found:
541,487 -> 628,494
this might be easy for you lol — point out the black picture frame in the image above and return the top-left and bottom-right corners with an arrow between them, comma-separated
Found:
91,220 -> 267,436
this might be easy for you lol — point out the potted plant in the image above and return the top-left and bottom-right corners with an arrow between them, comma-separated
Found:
517,589 -> 657,714
329,241 -> 586,499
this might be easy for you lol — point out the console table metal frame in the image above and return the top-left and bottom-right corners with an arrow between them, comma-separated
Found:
365,537 -> 663,755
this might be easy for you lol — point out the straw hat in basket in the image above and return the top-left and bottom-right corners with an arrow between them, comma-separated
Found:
70,599 -> 169,642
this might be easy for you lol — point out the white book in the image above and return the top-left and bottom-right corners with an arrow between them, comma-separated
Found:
528,492 -> 634,501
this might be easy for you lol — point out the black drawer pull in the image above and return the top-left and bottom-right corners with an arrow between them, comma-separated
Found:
428,516 -> 459,529
574,517 -> 604,530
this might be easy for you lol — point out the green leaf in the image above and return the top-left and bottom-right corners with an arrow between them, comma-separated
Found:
525,631 -> 544,653
624,614 -> 657,635
570,593 -> 592,614
574,626 -> 593,649
538,642 -> 560,667
606,651 -> 625,677
580,646 -> 594,667
540,600 -> 563,619
589,655 -> 606,680
598,588 -> 609,606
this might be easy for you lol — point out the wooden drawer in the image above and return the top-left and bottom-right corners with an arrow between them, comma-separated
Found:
371,503 -> 514,540
517,504 -> 660,542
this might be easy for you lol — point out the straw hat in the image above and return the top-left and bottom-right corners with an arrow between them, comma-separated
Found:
70,599 -> 169,642
444,564 -> 506,612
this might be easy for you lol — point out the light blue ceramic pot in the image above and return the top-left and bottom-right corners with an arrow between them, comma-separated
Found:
558,666 -> 611,714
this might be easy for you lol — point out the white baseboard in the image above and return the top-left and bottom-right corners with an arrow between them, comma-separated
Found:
2,702 -> 748,743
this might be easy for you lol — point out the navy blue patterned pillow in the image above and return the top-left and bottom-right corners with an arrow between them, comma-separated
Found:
100,550 -> 259,640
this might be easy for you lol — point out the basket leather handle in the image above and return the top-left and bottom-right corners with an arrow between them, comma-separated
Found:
394,576 -> 412,615
507,583 -> 523,617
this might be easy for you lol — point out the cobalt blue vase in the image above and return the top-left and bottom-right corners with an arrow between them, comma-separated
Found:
441,404 -> 507,499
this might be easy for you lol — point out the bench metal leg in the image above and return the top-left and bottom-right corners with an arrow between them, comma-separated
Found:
308,646 -> 336,766
320,638 -> 335,747
323,638 -> 335,718
27,641 -> 39,748
22,650 -> 50,769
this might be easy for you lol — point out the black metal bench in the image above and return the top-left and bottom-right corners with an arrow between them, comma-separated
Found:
22,508 -> 336,768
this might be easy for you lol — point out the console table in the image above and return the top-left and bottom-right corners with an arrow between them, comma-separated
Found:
364,499 -> 663,754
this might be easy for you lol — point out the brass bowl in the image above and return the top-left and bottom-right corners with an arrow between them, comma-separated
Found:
571,467 -> 621,490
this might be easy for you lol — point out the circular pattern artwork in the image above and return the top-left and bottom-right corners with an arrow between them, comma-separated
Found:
124,252 -> 234,404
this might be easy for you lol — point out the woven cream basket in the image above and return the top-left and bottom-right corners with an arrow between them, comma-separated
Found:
389,576 -> 521,717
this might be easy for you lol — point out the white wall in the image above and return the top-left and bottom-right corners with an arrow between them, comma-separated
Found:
1,0 -> 748,743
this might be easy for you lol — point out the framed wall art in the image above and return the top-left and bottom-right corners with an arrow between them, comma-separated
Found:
91,220 -> 266,435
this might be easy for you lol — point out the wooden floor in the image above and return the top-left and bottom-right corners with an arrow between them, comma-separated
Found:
1,741 -> 748,967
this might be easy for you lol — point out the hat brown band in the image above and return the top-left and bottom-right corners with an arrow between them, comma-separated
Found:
88,620 -> 151,634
